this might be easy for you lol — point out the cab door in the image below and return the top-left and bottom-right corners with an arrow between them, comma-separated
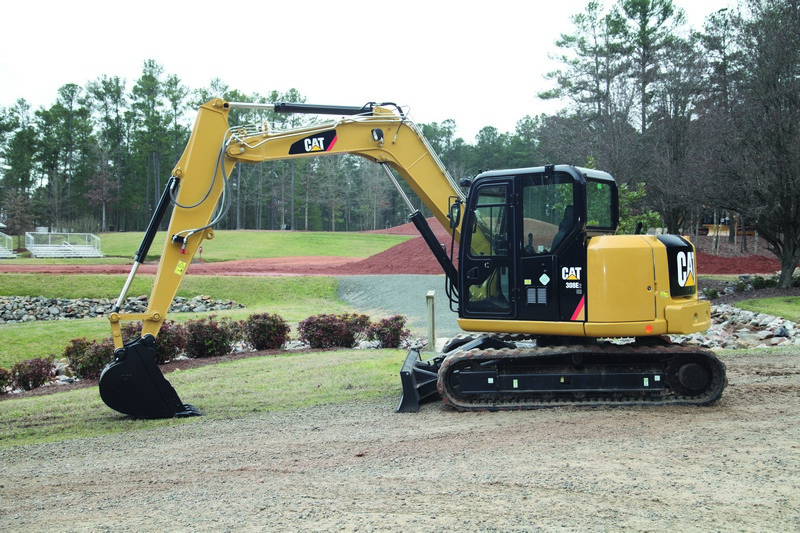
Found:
516,170 -> 581,323
459,181 -> 516,319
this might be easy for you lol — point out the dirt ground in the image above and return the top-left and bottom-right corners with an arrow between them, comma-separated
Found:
1,225 -> 799,531
1,351 -> 797,531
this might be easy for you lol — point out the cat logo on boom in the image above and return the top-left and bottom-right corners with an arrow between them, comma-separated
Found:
676,251 -> 696,287
289,130 -> 338,155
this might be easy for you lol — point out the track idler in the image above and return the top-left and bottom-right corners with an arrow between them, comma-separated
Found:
99,335 -> 200,418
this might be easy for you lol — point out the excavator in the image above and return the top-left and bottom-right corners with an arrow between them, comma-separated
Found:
98,99 -> 726,418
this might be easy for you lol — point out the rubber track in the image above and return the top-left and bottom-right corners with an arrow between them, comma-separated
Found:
437,343 -> 727,412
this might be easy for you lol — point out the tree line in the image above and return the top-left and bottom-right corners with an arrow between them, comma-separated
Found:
0,0 -> 798,286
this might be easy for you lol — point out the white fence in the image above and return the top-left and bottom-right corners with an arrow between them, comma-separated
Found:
0,232 -> 15,259
25,232 -> 104,258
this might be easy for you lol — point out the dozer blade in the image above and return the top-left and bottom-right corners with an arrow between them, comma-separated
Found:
397,349 -> 442,413
99,335 -> 200,419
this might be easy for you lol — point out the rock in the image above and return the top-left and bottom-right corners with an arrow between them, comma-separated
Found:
774,325 -> 789,337
0,295 -> 244,323
756,330 -> 773,341
669,303 -> 800,351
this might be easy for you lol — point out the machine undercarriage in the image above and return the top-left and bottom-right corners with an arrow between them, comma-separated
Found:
398,335 -> 726,412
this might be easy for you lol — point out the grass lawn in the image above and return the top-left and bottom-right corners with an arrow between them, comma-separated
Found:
0,348 -> 406,447
0,232 -> 410,448
97,230 -> 410,262
736,296 -> 800,323
6,230 -> 410,263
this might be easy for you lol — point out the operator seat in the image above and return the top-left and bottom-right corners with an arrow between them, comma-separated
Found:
551,205 -> 574,250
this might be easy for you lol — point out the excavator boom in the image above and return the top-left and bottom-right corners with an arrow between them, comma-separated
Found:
100,99 -> 464,418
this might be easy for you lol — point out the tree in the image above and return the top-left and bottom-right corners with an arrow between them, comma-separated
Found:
620,0 -> 686,133
473,126 -> 512,171
646,34 -> 707,233
541,1 -> 629,124
3,190 -> 34,247
699,7 -> 745,115
707,0 -> 800,288
1,100 -> 36,195
32,85 -> 97,229
85,161 -> 117,231
536,0 -> 644,183
129,60 -> 173,228
86,75 -> 129,230
162,74 -> 190,165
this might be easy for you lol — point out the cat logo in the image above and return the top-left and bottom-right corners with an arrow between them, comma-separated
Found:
561,266 -> 582,280
305,137 -> 327,151
676,251 -> 696,287
289,130 -> 338,155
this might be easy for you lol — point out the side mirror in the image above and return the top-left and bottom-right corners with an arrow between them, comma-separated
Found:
448,201 -> 461,229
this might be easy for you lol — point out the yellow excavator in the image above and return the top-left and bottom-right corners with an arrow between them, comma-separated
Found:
98,99 -> 726,418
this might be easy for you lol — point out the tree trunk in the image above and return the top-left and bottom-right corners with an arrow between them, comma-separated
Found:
778,249 -> 800,289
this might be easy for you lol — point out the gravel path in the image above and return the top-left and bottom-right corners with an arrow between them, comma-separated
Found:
338,274 -> 462,342
1,351 -> 797,531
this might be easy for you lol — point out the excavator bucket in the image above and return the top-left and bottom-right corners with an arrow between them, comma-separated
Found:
99,335 -> 200,418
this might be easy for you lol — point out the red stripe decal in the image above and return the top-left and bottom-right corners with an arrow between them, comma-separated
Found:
571,296 -> 585,321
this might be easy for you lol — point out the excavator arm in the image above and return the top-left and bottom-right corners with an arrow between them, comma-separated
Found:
99,99 -> 464,418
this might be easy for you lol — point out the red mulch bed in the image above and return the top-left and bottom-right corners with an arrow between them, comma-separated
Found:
0,220 -> 791,277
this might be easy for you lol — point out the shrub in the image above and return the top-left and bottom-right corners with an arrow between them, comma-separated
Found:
184,315 -> 242,358
703,288 -> 719,300
367,315 -> 411,348
340,313 -> 371,342
63,337 -> 92,369
11,356 -> 55,391
752,275 -> 778,290
0,367 -> 11,394
121,320 -> 187,364
71,338 -> 116,379
243,312 -> 290,351
298,313 -> 371,349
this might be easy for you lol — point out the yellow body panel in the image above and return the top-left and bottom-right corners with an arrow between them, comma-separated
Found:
664,301 -> 711,333
586,235 -> 657,323
458,318 -> 587,336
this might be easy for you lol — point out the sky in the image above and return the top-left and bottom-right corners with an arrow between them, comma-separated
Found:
1,0 -> 734,142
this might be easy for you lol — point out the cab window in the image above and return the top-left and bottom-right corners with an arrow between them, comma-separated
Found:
469,185 -> 508,257
520,173 -> 575,255
586,180 -> 614,230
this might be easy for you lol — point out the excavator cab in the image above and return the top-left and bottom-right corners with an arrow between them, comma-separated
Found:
457,165 -> 617,326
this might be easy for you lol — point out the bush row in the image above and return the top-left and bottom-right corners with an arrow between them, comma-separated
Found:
0,312 -> 409,394
703,274 -> 800,299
